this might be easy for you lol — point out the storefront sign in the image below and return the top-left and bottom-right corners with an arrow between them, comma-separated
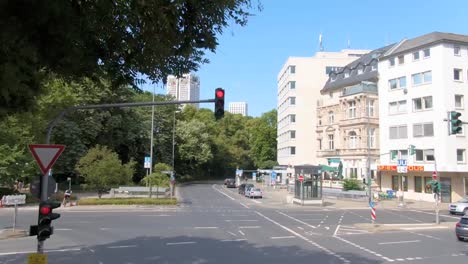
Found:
377,165 -> 424,171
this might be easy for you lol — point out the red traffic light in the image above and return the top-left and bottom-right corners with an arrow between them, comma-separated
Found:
216,89 -> 224,98
40,206 -> 51,215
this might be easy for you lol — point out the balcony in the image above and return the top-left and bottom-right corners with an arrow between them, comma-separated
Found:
341,83 -> 377,97
317,149 -> 340,157
317,148 -> 379,158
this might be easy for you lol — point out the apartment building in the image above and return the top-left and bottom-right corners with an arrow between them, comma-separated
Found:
317,45 -> 394,180
228,102 -> 248,116
166,73 -> 200,108
277,49 -> 370,167
378,32 -> 468,202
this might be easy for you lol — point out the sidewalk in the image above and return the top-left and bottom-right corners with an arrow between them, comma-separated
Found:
259,187 -> 450,210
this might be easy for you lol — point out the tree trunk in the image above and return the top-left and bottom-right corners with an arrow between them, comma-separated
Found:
149,185 -> 152,198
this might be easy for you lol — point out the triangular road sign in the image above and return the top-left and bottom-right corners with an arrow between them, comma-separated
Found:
28,144 -> 65,175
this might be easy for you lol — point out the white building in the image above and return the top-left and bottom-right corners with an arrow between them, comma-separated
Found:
277,49 -> 370,167
166,73 -> 200,108
228,102 -> 248,116
378,32 -> 468,203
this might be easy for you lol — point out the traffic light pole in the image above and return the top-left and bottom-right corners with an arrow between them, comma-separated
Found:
40,98 -> 216,253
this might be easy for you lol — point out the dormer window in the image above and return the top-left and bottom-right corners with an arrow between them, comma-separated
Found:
344,72 -> 349,78
357,66 -> 363,75
330,74 -> 337,82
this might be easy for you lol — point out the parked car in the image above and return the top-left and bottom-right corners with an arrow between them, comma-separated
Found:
225,178 -> 236,188
224,178 -> 229,185
449,197 -> 468,215
455,215 -> 468,241
238,184 -> 246,194
247,188 -> 263,199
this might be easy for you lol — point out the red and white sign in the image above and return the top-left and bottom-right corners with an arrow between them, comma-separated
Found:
432,171 -> 438,180
298,175 -> 304,182
28,144 -> 65,175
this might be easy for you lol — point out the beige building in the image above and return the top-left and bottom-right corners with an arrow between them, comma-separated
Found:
277,49 -> 370,167
316,46 -> 393,181
166,73 -> 200,108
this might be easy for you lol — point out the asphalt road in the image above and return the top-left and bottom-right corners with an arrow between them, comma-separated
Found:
0,183 -> 467,264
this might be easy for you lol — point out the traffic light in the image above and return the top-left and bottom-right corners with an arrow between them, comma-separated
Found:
409,145 -> 416,155
450,111 -> 462,134
431,180 -> 441,195
37,200 -> 61,241
214,88 -> 225,120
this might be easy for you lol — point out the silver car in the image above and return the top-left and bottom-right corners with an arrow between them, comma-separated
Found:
449,197 -> 468,215
455,215 -> 468,241
247,188 -> 263,199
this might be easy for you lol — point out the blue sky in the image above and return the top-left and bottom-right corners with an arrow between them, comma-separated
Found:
143,0 -> 468,117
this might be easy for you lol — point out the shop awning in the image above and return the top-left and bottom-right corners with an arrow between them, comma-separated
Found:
320,164 -> 337,172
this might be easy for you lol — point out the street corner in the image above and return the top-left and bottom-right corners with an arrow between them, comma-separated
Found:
0,229 -> 28,240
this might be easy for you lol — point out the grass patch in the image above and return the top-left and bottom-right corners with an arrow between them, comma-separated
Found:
77,197 -> 177,206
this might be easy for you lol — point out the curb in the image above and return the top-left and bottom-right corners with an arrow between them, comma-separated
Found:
0,229 -> 28,240
355,221 -> 456,232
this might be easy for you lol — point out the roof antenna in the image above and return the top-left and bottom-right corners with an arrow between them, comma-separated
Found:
319,32 -> 324,51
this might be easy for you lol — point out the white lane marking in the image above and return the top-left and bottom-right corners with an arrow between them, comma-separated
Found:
271,236 -> 295,240
333,225 -> 341,237
0,248 -> 81,256
277,211 -> 316,229
227,231 -> 238,236
401,226 -> 448,230
409,209 -> 461,219
221,239 -> 247,242
55,228 -> 72,231
239,230 -> 245,236
410,231 -> 441,240
166,241 -> 197,245
383,223 -> 433,226
255,211 -> 350,264
212,184 -> 235,200
225,220 -> 258,222
297,226 -> 304,230
251,199 -> 262,204
334,236 -> 394,262
239,226 -> 260,229
378,240 -> 421,245
300,218 -> 323,221
324,226 -> 330,230
99,228 -> 112,230
194,227 -> 218,229
387,210 -> 424,223
138,214 -> 170,217
107,245 -> 137,249
240,203 -> 250,209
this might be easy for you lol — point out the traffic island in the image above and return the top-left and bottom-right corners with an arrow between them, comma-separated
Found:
0,229 -> 28,240
76,197 -> 177,206
354,221 -> 456,232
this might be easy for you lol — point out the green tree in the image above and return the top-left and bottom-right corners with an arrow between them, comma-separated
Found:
248,109 -> 277,168
75,145 -> 135,198
141,163 -> 171,198
0,0 -> 260,115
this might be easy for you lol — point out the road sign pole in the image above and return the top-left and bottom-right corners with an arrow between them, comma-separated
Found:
13,203 -> 18,232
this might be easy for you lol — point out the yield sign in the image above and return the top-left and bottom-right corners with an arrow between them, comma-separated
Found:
28,144 -> 65,175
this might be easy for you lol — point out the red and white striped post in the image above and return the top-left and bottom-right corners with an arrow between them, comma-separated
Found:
371,206 -> 376,224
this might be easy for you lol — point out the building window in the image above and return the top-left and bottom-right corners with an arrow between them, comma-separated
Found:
389,125 -> 408,139
454,68 -> 463,81
388,76 -> 406,90
392,176 -> 399,191
454,46 -> 461,56
329,92 -> 333,98
328,111 -> 334,124
423,48 -> 430,58
349,131 -> 357,149
400,149 -> 408,160
415,149 -> 435,162
318,139 -> 322,150
398,55 -> 405,65
357,66 -> 363,75
389,100 -> 407,115
348,101 -> 356,118
367,99 -> 375,117
413,51 -> 420,61
290,130 -> 296,139
414,176 -> 422,193
290,114 -> 296,123
389,58 -> 395,67
371,63 -> 377,71
290,97 -> 296,105
413,123 -> 434,137
412,71 -> 432,85
289,81 -> 296,89
328,134 -> 334,150
289,65 -> 296,74
424,177 -> 432,193
331,74 -> 336,82
413,96 -> 433,111
368,128 -> 376,148
457,149 -> 465,163
455,95 -> 464,109
344,71 -> 350,78
402,176 -> 408,191
290,147 -> 296,155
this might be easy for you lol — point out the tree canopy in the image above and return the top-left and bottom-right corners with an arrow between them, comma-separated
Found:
0,0 -> 260,115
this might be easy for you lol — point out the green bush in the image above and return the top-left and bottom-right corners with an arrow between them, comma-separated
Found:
0,187 -> 18,197
342,179 -> 363,191
77,197 -> 177,205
